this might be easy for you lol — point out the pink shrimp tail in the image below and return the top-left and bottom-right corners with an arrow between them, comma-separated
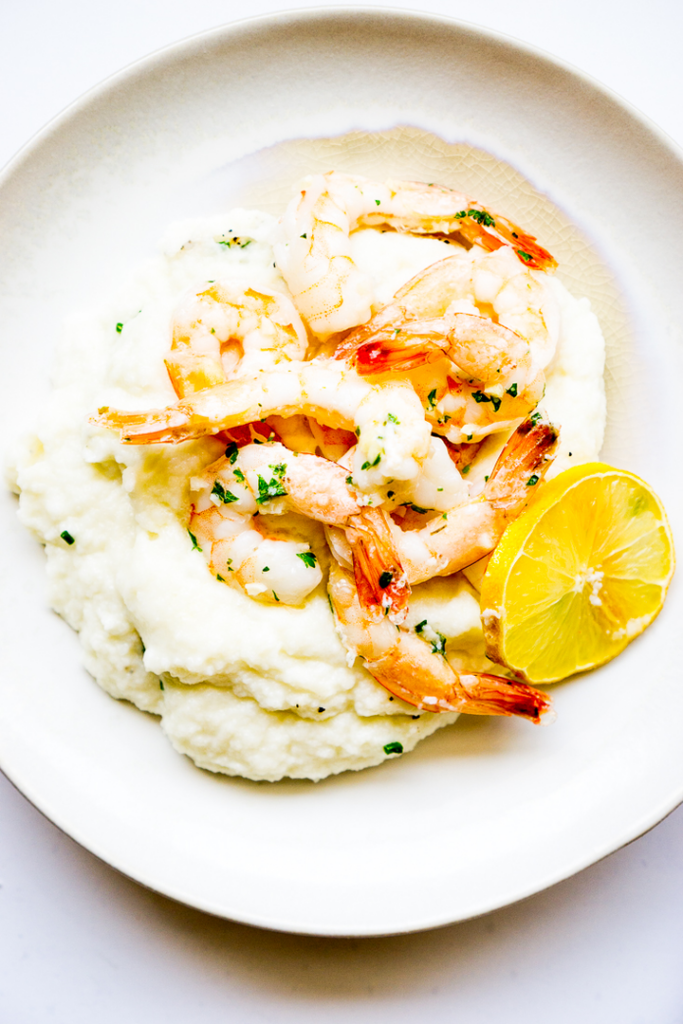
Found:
346,510 -> 410,623
456,673 -> 553,722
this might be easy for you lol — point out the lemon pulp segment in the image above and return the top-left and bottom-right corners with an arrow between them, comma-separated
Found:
480,463 -> 675,684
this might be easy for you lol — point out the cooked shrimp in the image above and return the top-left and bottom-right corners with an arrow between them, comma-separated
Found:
328,563 -> 552,721
190,453 -> 323,606
192,441 -> 411,616
336,246 -> 559,442
93,361 -> 443,504
274,172 -> 557,336
389,415 -> 559,584
165,281 -> 308,398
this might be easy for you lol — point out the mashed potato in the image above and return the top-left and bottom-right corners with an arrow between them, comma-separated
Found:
9,200 -> 606,782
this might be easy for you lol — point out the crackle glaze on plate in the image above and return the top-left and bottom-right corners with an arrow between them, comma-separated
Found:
0,9 -> 681,935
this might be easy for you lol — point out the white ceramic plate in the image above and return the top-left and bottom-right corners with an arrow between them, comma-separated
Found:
1,9 -> 681,936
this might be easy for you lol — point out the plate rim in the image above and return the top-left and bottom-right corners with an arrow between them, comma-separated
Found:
1,5 -> 682,937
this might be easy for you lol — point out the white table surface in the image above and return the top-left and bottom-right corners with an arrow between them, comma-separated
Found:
2,2 -> 683,1021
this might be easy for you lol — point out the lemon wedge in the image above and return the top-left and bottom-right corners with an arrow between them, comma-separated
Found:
480,463 -> 675,684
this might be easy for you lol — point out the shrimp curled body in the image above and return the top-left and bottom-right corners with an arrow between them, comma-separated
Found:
274,172 -> 557,338
329,563 -> 552,722
166,281 -> 308,399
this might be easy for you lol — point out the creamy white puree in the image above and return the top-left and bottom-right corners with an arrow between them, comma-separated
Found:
9,205 -> 606,782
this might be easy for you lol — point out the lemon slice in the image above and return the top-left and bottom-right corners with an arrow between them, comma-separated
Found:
480,463 -> 675,684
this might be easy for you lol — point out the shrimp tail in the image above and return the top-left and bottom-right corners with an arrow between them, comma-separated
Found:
455,209 -> 558,273
345,509 -> 411,623
365,639 -> 552,722
485,414 -> 559,511
92,405 -> 195,444
453,672 -> 553,722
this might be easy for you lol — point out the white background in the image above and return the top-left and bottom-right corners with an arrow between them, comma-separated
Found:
2,2 -> 683,1021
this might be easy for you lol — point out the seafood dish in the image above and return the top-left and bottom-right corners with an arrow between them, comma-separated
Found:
9,171 -> 608,781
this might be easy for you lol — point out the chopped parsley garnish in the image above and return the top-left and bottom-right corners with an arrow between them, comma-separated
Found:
385,412 -> 400,425
530,411 -> 542,424
526,474 -> 540,486
472,390 -> 501,413
272,592 -> 280,602
297,552 -> 318,569
346,475 -> 354,486
115,322 -> 123,334
374,198 -> 381,205
256,464 -> 288,503
506,383 -> 518,397
216,573 -> 226,582
233,467 -> 246,483
383,741 -> 403,755
218,236 -> 253,248
318,707 -> 325,713
225,441 -> 239,463
379,571 -> 393,589
211,480 -> 239,504
516,249 -> 533,263
415,619 -> 427,634
300,232 -> 307,238
60,530 -> 75,545
354,426 -> 361,437
484,474 -> 490,482
188,530 -> 202,551
455,209 -> 495,227
427,388 -> 437,407
410,504 -> 429,514
387,490 -> 395,498
430,632 -> 447,656
361,454 -> 382,470
262,566 -> 270,572
462,465 -> 470,475
159,680 -> 165,690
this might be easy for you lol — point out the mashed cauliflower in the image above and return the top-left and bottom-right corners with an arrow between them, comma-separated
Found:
9,201 -> 606,782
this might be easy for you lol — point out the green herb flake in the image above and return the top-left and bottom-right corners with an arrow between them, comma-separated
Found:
115,322 -> 123,334
484,474 -> 490,482
430,632 -> 447,656
374,198 -> 381,205
262,566 -> 270,573
379,570 -> 393,589
216,573 -> 226,582
383,741 -> 403,756
272,592 -> 280,602
467,209 -> 495,227
530,411 -> 542,424
300,232 -> 307,239
225,441 -> 239,463
354,426 -> 361,437
297,552 -> 318,569
211,480 -> 239,504
233,467 -> 246,483
385,412 -> 400,425
415,619 -> 427,634
346,475 -> 354,486
472,390 -> 501,413
506,383 -> 518,397
462,465 -> 470,475
159,679 -> 165,691
410,504 -> 429,514
516,249 -> 533,263
526,474 -> 540,486
60,530 -> 75,545
427,388 -> 437,407
361,453 -> 382,471
188,530 -> 202,551
256,464 -> 288,503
